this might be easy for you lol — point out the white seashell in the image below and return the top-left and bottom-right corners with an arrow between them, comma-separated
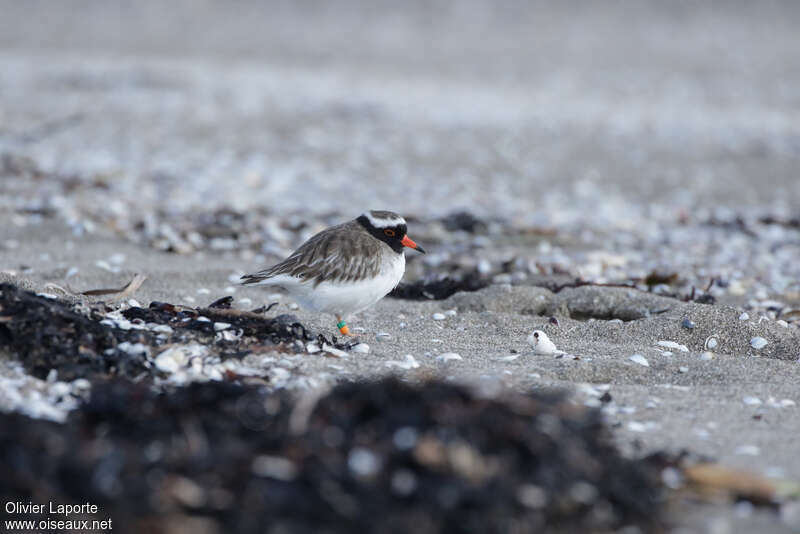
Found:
527,330 -> 559,355
678,366 -> 689,373
432,313 -> 446,321
216,330 -> 241,342
739,312 -> 750,321
109,253 -> 126,265
750,337 -> 768,350
704,336 -> 718,350
375,332 -> 393,342
734,445 -> 760,456
699,352 -> 714,361
385,355 -> 420,370
322,344 -> 349,358
437,352 -> 463,362
628,354 -> 649,367
656,341 -> 689,352
117,342 -> 150,357
213,322 -> 231,331
154,351 -> 182,373
492,354 -> 519,362
154,344 -> 208,374
626,421 -> 648,433
742,396 -> 762,406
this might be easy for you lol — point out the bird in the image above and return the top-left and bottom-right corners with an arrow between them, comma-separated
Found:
241,210 -> 425,336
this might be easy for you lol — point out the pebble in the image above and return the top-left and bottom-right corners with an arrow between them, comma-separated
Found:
628,354 -> 650,367
352,343 -> 370,354
700,351 -> 714,361
432,313 -> 446,321
655,341 -> 689,352
251,455 -> 298,481
678,366 -> 689,373
375,332 -> 392,342
681,318 -> 695,329
750,337 -> 768,350
213,322 -> 231,331
739,312 -> 750,321
348,448 -> 381,477
436,352 -> 462,362
776,319 -> 789,328
781,501 -> 800,529
704,336 -> 718,350
742,396 -> 762,406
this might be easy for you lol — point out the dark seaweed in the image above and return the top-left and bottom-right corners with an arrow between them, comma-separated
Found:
0,283 -> 326,381
0,283 -> 153,380
389,272 -> 490,300
0,378 -> 664,534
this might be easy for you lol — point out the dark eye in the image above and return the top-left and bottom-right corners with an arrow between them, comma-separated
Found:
384,229 -> 396,237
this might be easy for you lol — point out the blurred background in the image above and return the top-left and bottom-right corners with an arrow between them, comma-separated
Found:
1,0 -> 799,301
2,0 -> 799,216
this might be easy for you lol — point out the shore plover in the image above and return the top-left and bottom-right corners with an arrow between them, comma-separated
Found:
242,210 -> 425,335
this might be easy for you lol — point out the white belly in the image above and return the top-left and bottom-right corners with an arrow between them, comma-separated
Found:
259,253 -> 405,318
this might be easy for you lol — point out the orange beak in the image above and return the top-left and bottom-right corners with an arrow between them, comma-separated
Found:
401,235 -> 425,254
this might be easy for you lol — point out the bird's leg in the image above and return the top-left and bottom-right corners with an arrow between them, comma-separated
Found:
336,317 -> 359,337
336,316 -> 355,336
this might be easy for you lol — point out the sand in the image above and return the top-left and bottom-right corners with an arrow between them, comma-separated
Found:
2,2 -> 800,532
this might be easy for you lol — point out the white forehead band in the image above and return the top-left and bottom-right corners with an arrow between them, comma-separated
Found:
363,211 -> 406,228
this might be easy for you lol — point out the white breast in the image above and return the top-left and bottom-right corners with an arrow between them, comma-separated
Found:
262,252 -> 405,318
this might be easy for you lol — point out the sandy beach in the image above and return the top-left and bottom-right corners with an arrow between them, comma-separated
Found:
2,1 -> 800,532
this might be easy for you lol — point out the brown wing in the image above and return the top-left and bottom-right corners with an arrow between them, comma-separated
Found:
241,221 -> 385,287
